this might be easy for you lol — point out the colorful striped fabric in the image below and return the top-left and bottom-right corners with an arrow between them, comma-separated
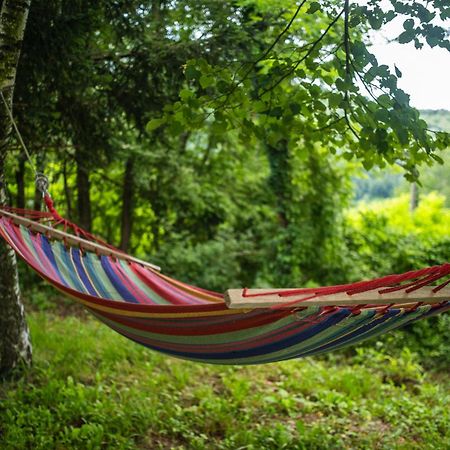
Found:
0,215 -> 448,365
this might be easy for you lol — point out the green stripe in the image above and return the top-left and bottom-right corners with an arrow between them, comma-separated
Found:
118,260 -> 170,305
20,226 -> 42,265
312,306 -> 431,357
83,252 -> 124,301
89,309 -> 317,346
51,241 -> 88,293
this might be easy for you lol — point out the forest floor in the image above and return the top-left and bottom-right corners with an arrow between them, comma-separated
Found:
0,310 -> 449,450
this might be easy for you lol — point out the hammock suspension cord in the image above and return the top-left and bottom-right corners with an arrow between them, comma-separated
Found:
0,89 -> 50,198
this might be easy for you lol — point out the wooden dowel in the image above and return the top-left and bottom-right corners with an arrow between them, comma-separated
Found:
0,209 -> 161,272
225,286 -> 450,309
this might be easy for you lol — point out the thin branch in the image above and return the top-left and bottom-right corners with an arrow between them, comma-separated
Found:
248,1 -> 307,69
312,116 -> 344,132
259,8 -> 345,97
342,0 -> 359,140
214,1 -> 308,111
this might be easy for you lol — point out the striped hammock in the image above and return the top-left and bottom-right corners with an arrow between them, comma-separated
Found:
0,199 -> 449,365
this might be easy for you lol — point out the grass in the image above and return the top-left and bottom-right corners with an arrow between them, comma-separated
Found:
0,311 -> 449,450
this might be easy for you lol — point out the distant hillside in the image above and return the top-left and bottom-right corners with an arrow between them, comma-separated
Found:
421,109 -> 450,132
353,109 -> 450,204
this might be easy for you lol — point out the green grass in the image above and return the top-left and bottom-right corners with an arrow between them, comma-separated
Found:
1,312 -> 449,450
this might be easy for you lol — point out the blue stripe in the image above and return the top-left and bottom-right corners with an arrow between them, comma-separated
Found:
59,244 -> 86,293
298,309 -> 402,358
112,311 -> 349,361
71,249 -> 98,297
255,309 -> 377,364
40,235 -> 70,288
100,256 -> 139,303
83,253 -> 114,300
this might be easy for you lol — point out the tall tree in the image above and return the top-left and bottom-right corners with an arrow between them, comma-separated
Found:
0,0 -> 32,377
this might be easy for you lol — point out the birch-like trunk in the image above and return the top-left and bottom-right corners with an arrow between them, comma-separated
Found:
0,0 -> 32,377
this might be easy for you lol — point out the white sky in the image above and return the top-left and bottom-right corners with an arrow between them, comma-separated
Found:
369,16 -> 450,111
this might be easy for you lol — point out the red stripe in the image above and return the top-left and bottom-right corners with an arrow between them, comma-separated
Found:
106,259 -> 154,305
131,263 -> 208,305
91,307 -> 290,336
97,314 -> 332,354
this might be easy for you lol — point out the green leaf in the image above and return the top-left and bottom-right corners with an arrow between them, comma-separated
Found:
377,94 -> 393,108
342,152 -> 354,161
426,35 -> 440,47
185,64 -> 200,81
289,103 -> 301,115
394,89 -> 410,106
398,30 -> 415,44
314,100 -> 326,112
396,127 -> 409,145
403,19 -> 414,30
416,5 -> 435,23
335,78 -> 347,92
368,14 -> 383,30
394,65 -> 402,78
307,2 -> 320,14
431,153 -> 444,164
168,120 -> 184,134
328,93 -> 343,108
374,108 -> 389,123
180,88 -> 194,101
199,74 -> 215,89
146,117 -> 166,132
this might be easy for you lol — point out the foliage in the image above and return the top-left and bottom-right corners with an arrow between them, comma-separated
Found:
349,192 -> 450,241
1,2 -> 449,445
153,1 -> 450,181
352,110 -> 450,204
340,193 -> 450,368
2,0 -> 447,293
0,312 -> 449,449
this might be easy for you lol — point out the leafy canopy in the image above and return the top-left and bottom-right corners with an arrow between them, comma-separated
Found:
150,0 -> 450,181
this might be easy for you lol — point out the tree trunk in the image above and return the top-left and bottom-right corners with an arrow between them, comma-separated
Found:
120,157 -> 134,252
0,0 -> 33,377
33,150 -> 44,212
410,182 -> 419,212
75,148 -> 92,232
63,157 -> 73,220
15,152 -> 25,208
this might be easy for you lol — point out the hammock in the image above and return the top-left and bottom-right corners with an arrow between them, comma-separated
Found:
0,198 -> 449,365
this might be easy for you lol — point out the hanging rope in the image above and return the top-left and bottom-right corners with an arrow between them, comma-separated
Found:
0,89 -> 49,196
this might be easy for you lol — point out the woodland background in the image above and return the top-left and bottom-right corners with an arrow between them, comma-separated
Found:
0,1 -> 449,448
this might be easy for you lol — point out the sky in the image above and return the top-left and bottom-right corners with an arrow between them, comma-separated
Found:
369,17 -> 450,111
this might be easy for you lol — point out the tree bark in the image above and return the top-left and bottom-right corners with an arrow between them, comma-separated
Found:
0,0 -> 32,377
120,157 -> 134,252
75,148 -> 92,232
15,152 -> 25,208
32,150 -> 44,212
63,157 -> 73,220
410,182 -> 419,212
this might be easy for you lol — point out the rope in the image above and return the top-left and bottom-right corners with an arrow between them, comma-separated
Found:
0,90 -> 37,175
0,89 -> 49,196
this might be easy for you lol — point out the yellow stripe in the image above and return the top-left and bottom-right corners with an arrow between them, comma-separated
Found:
80,299 -> 248,318
78,250 -> 102,297
45,281 -> 249,318
149,269 -> 223,303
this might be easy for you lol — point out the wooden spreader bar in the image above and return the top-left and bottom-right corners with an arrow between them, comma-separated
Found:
225,286 -> 450,309
0,209 -> 161,272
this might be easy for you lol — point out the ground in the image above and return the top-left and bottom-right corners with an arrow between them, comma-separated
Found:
0,309 -> 449,450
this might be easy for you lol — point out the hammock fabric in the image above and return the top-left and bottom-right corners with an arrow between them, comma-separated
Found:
0,200 -> 449,365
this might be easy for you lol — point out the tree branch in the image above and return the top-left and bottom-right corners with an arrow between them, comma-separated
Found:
259,7 -> 345,97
